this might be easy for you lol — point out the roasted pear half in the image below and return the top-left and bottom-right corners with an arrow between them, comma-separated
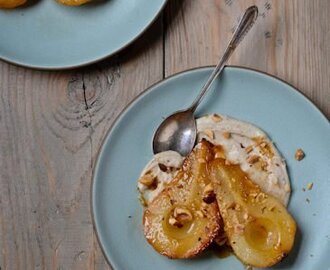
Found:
209,154 -> 296,268
143,141 -> 221,258
0,0 -> 26,8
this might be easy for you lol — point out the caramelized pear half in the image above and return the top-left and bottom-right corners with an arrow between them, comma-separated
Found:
57,0 -> 90,5
209,156 -> 296,268
0,0 -> 26,8
143,141 -> 221,258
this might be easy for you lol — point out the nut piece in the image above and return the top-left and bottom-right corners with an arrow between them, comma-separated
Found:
168,217 -> 182,228
196,210 -> 205,218
295,148 -> 305,161
307,182 -> 313,190
225,159 -> 232,166
214,233 -> 227,246
256,193 -> 267,203
173,207 -> 193,223
215,150 -> 225,159
202,183 -> 216,204
223,131 -> 231,139
234,224 -> 245,234
203,129 -> 214,139
260,159 -> 268,170
201,202 -> 209,216
247,155 -> 259,164
211,114 -> 222,122
139,174 -> 155,186
204,183 -> 214,194
245,145 -> 254,154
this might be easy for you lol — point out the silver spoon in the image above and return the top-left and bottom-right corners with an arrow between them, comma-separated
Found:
153,6 -> 258,156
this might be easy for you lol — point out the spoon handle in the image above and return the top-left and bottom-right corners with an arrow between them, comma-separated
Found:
189,5 -> 258,112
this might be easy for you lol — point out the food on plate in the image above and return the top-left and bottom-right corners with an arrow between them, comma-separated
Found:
0,0 -> 26,8
138,114 -> 296,267
209,153 -> 296,267
196,114 -> 291,206
307,182 -> 313,190
139,114 -> 291,207
295,148 -> 305,161
138,151 -> 183,205
143,141 -> 221,258
57,0 -> 90,6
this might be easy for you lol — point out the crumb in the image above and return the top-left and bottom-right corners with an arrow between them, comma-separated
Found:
139,174 -> 156,187
198,237 -> 201,241
306,198 -> 310,203
307,182 -> 313,190
245,145 -> 253,154
295,148 -> 305,161
225,159 -> 232,166
211,114 -> 222,122
128,215 -> 132,218
302,188 -> 306,192
247,155 -> 259,164
203,129 -> 214,139
260,159 -> 268,171
223,132 -> 231,139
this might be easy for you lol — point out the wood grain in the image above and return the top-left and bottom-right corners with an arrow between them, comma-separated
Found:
0,0 -> 329,269
164,0 -> 330,117
0,18 -> 163,270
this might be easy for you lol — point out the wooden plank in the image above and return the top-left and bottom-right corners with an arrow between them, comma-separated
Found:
0,18 -> 163,270
164,0 -> 330,118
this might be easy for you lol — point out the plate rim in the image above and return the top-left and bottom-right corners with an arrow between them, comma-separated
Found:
0,0 -> 168,70
91,65 -> 329,269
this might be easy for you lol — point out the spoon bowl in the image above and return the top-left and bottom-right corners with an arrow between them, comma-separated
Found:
152,109 -> 196,156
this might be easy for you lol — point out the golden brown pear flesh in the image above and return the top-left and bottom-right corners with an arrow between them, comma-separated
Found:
0,0 -> 26,8
209,154 -> 296,268
143,141 -> 221,258
57,0 -> 90,6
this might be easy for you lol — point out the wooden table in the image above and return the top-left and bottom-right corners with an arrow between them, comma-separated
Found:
0,0 -> 329,269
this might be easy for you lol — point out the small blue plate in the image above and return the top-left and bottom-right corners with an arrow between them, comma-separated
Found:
0,0 -> 166,69
92,67 -> 330,270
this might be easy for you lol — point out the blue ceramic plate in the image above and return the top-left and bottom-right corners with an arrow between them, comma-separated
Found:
0,0 -> 166,69
92,67 -> 330,270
